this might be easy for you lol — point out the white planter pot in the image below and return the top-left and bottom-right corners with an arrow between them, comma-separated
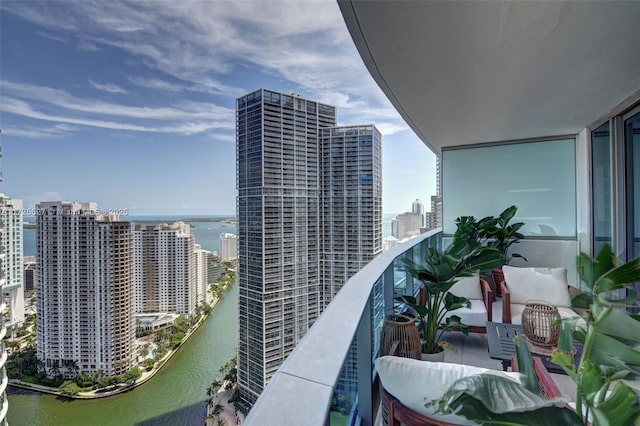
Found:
421,350 -> 445,362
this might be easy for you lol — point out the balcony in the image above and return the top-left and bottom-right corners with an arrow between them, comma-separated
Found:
246,231 -> 441,424
245,231 -> 583,425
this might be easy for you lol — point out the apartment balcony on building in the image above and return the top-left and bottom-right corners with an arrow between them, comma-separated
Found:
243,1 -> 640,425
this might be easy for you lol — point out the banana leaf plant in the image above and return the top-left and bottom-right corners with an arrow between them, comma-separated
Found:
397,241 -> 506,354
429,244 -> 640,425
550,244 -> 640,425
483,205 -> 527,264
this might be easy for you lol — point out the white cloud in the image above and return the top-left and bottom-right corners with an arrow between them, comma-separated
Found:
2,97 -> 232,135
2,124 -> 77,139
35,31 -> 65,42
89,80 -> 127,94
2,0 -> 410,136
2,80 -> 233,123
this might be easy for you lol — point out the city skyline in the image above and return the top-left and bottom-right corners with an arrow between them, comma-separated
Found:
0,0 -> 436,216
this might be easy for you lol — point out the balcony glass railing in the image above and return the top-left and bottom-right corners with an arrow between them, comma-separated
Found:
245,229 -> 442,425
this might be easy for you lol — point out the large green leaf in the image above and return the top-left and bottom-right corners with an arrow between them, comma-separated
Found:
595,256 -> 640,293
514,336 -> 540,394
594,307 -> 640,342
429,374 -> 580,426
590,382 -> 640,426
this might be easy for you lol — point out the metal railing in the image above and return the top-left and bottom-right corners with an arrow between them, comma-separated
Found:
245,229 -> 442,425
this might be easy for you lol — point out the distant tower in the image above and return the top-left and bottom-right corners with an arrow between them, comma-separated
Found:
412,198 -> 424,226
37,202 -> 134,378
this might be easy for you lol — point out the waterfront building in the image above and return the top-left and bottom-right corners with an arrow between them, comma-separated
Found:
194,244 -> 209,304
0,196 -> 24,327
23,256 -> 36,292
131,222 -> 196,316
36,201 -> 133,378
206,252 -> 224,284
219,233 -> 237,262
236,89 -> 381,405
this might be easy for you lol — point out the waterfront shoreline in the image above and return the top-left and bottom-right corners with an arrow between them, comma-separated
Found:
8,282 -> 234,400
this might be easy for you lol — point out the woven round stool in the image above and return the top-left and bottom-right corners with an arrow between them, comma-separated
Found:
521,301 -> 561,347
380,314 -> 421,359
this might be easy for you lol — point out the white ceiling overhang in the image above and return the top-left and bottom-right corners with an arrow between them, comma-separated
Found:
339,1 -> 640,154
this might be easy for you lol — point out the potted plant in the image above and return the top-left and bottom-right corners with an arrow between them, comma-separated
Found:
483,205 -> 527,289
430,244 -> 640,425
397,240 -> 506,360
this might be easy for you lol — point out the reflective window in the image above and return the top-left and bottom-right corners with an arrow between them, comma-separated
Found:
442,138 -> 576,237
592,121 -> 612,254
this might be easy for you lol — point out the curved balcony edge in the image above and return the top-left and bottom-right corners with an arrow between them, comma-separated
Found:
245,229 -> 442,425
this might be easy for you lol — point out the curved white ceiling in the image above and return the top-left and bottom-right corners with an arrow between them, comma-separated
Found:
339,1 -> 640,154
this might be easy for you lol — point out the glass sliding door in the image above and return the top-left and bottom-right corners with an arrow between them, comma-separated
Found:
625,109 -> 640,304
592,122 -> 612,254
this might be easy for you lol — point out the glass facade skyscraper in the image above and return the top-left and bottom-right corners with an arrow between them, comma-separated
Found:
236,89 -> 382,405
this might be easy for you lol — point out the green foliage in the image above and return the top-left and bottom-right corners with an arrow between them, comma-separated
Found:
433,244 -> 640,425
453,205 -> 526,264
398,243 -> 506,353
550,244 -> 640,425
142,358 -> 155,371
331,393 -> 355,416
59,380 -> 82,396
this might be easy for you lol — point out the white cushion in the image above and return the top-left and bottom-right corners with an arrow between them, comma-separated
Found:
446,299 -> 488,327
510,304 -> 585,330
503,266 -> 571,307
449,272 -> 482,300
376,356 -> 520,424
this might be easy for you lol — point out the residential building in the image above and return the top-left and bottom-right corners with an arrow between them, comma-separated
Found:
193,244 -> 209,304
219,233 -> 237,261
131,222 -> 196,316
23,256 -> 36,292
244,2 -> 640,424
320,125 -> 382,305
0,196 -> 24,327
236,89 -> 381,405
428,194 -> 442,230
36,202 -> 133,378
206,252 -> 224,284
391,211 -> 422,240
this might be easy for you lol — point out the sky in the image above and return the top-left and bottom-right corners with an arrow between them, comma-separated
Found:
0,0 -> 436,216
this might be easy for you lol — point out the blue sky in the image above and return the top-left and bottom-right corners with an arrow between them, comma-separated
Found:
0,0 -> 436,216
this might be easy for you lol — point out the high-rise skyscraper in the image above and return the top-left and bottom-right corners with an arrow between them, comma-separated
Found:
319,125 -> 382,306
0,195 -> 24,328
131,222 -> 196,316
236,89 -> 382,405
36,202 -> 134,378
